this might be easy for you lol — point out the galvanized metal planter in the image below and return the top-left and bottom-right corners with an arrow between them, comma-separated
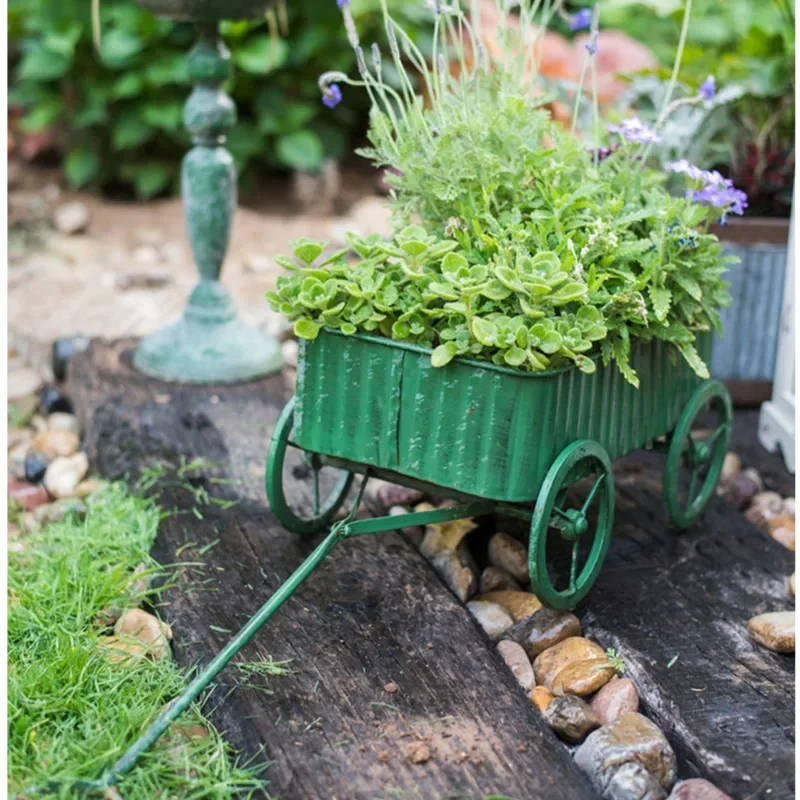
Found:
268,327 -> 732,610
710,218 -> 791,403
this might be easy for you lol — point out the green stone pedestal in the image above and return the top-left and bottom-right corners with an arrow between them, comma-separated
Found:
134,22 -> 282,384
133,281 -> 282,383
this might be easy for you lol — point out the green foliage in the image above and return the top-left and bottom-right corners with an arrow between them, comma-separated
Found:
269,0 -> 734,385
606,0 -> 795,216
8,483 -> 268,796
7,0 -> 432,197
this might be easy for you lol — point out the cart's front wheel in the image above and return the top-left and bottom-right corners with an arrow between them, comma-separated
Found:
529,440 -> 614,610
664,379 -> 732,529
266,396 -> 354,536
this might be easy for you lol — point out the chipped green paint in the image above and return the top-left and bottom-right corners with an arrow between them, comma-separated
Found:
134,20 -> 281,384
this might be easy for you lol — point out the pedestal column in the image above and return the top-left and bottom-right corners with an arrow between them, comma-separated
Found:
134,24 -> 282,383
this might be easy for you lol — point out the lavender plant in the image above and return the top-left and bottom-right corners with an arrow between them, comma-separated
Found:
267,0 -> 745,386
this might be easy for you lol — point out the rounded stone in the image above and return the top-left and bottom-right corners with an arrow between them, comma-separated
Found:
543,695 -> 601,744
719,471 -> 760,510
475,590 -> 542,622
466,600 -> 514,641
479,566 -> 521,594
503,607 -> 582,660
720,452 -> 741,483
32,429 -> 79,459
43,452 -> 89,499
24,450 -> 51,483
790,573 -> 795,597
53,201 -> 89,235
429,550 -> 476,603
574,712 -> 678,797
114,608 -> 172,660
744,491 -> 783,530
668,778 -> 733,800
9,367 -> 42,402
550,658 -> 614,697
531,685 -> 554,712
47,412 -> 79,436
783,497 -> 795,517
38,385 -> 74,415
33,498 -> 88,525
8,479 -> 50,511
496,640 -> 535,691
52,337 -> 90,381
590,677 -> 640,725
747,611 -> 795,653
377,482 -> 425,510
767,515 -> 795,551
487,532 -> 529,583
533,636 -> 607,690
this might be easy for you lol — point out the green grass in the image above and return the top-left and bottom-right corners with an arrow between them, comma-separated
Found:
8,482 -> 270,797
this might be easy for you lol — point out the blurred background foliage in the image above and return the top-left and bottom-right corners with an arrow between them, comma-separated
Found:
7,0 -> 795,214
7,0 -> 434,197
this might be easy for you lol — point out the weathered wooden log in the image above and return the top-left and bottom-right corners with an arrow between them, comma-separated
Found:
582,447 -> 795,799
68,339 -> 596,800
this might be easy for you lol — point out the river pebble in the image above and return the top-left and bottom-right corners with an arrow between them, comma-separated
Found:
590,678 -> 640,725
487,532 -> 529,583
496,640 -> 535,691
475,590 -> 542,622
574,712 -> 677,800
466,600 -> 514,641
543,695 -> 601,744
504,607 -> 583,660
747,611 -> 794,653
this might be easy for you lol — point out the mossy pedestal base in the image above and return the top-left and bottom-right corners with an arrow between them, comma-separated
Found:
134,281 -> 282,384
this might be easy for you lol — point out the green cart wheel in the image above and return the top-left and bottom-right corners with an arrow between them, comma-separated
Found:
664,379 -> 732,529
529,440 -> 615,610
266,395 -> 355,536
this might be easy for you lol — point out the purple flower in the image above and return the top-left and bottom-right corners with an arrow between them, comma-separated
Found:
336,0 -> 349,7
691,185 -> 748,215
671,160 -> 748,216
608,117 -> 663,145
570,8 -> 592,31
585,37 -> 598,55
322,83 -> 342,108
698,75 -> 716,101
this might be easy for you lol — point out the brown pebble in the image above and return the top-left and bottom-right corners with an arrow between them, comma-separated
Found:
668,778 -> 733,799
383,682 -> 398,694
550,658 -> 614,697
767,515 -> 795,551
405,742 -> 431,764
533,636 -> 606,690
503,607 -> 582,660
531,685 -> 554,712
747,611 -> 795,653
589,677 -> 639,725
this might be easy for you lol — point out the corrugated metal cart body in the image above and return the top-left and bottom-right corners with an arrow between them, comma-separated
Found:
295,329 -> 712,503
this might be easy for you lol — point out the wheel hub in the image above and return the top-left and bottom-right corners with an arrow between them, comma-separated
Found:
561,508 -> 589,541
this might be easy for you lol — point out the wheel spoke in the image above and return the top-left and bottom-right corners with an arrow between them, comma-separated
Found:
569,539 -> 580,593
705,423 -> 729,447
581,473 -> 605,516
688,466 -> 700,504
312,467 -> 320,515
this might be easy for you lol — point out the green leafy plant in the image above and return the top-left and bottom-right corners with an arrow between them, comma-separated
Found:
7,0 -> 433,197
607,0 -> 794,217
268,0 -> 739,386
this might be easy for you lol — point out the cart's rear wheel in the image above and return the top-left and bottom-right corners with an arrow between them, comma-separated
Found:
664,379 -> 732,529
266,396 -> 354,536
529,440 -> 614,610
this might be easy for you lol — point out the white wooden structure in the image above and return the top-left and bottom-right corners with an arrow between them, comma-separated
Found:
759,186 -> 796,473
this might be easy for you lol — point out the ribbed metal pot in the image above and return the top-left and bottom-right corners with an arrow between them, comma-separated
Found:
710,218 -> 790,392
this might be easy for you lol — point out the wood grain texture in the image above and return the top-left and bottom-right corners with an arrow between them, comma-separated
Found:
580,447 -> 795,800
68,339 -> 597,800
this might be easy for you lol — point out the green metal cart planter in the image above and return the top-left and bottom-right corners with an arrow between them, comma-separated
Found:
267,327 -> 733,610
